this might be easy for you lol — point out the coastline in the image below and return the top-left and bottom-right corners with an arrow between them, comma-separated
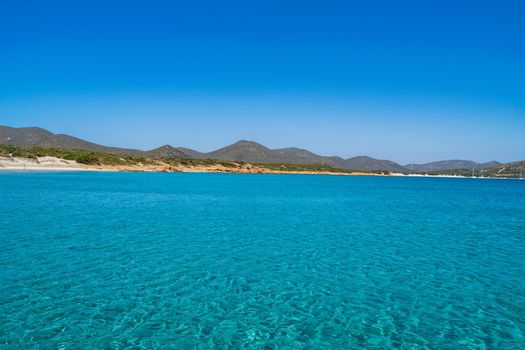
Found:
1,165 -> 521,180
0,163 -> 373,176
0,166 -> 112,172
1,156 -> 522,179
0,155 -> 370,175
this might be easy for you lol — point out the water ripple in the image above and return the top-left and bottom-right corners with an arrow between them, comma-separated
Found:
0,173 -> 524,349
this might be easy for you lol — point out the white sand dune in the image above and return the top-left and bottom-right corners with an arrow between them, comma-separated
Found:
0,156 -> 104,171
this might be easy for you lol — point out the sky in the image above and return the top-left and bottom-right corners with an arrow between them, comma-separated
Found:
1,0 -> 524,164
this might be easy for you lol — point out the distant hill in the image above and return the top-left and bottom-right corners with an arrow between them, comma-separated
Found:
479,161 -> 504,169
424,160 -> 525,178
481,160 -> 525,178
405,160 -> 503,173
0,126 -> 411,172
207,140 -> 287,163
344,156 -> 408,172
205,141 -> 408,172
274,147 -> 347,167
3,125 -> 515,174
173,147 -> 207,159
0,125 -> 144,156
148,145 -> 189,158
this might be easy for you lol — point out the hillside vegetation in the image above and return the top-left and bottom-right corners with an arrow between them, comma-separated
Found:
1,126 -> 523,177
0,126 -> 409,172
426,162 -> 525,178
0,145 -> 150,166
0,145 -> 361,173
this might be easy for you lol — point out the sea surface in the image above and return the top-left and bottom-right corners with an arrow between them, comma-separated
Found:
0,172 -> 524,349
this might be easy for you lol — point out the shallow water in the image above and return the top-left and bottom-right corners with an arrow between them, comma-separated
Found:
0,172 -> 524,349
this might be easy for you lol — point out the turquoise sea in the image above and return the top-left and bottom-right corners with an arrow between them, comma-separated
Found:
0,172 -> 524,349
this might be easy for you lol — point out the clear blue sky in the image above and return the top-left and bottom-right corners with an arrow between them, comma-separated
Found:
1,0 -> 524,163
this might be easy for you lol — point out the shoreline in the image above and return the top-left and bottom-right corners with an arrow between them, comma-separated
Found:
0,155 -> 376,176
1,166 -> 522,180
0,157 -> 522,179
0,164 -> 371,176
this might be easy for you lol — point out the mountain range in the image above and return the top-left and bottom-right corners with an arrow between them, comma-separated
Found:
0,125 -> 514,173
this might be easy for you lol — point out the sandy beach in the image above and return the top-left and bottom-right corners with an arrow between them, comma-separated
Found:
0,156 -> 110,172
3,156 -> 518,179
0,156 -> 377,176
